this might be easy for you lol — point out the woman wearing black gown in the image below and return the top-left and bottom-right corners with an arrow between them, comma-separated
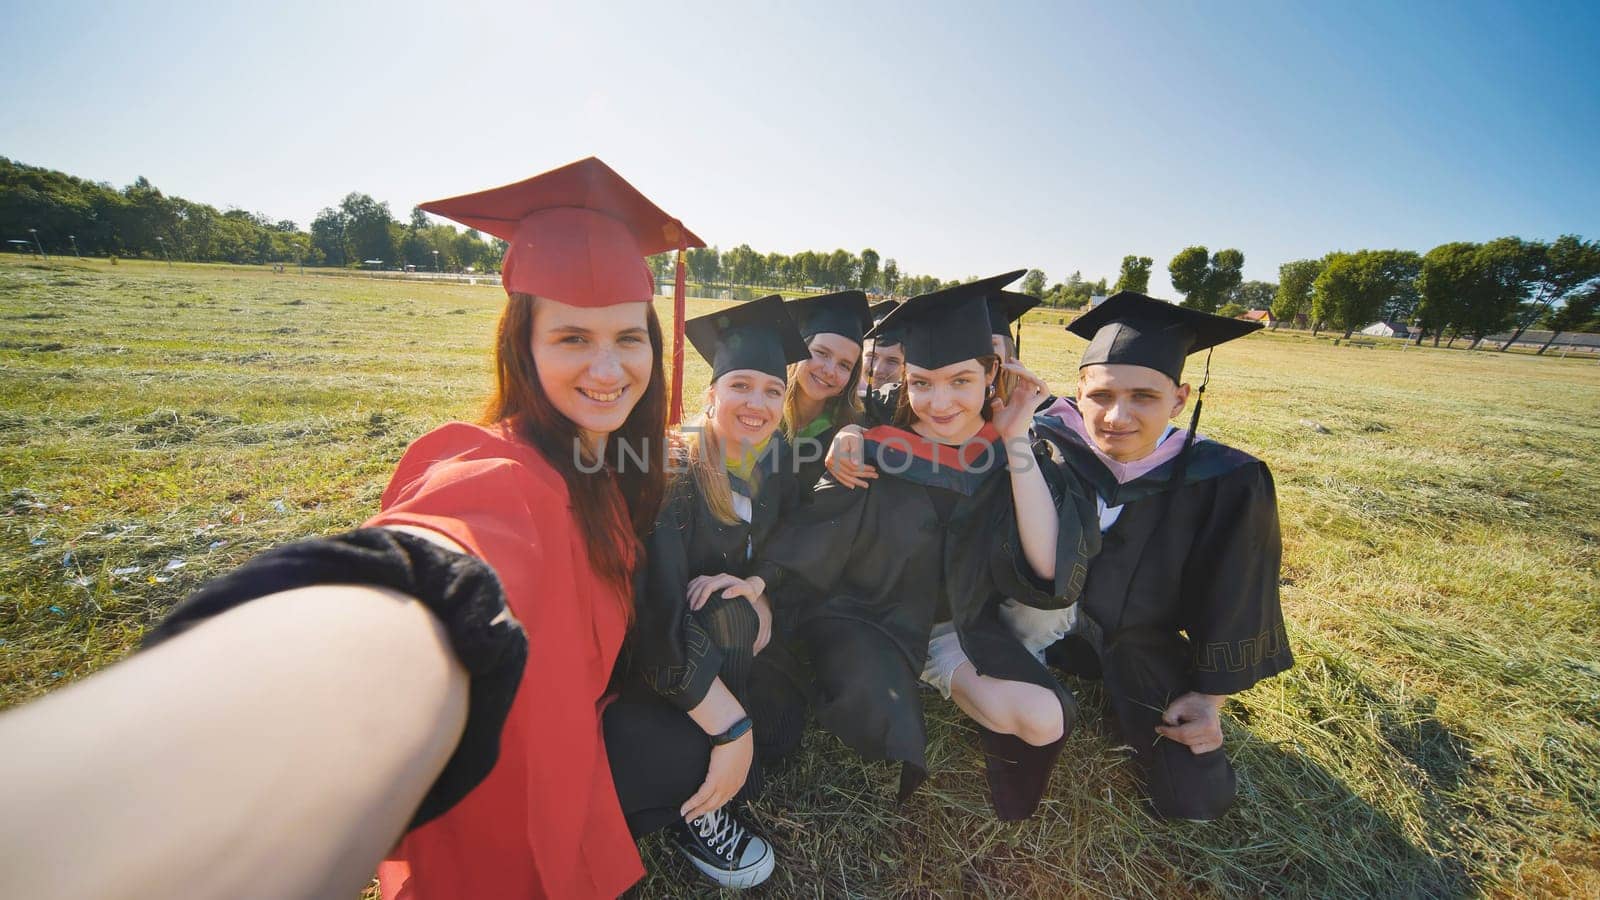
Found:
606,294 -> 812,888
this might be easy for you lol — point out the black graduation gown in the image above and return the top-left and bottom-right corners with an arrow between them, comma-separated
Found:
625,437 -> 803,712
755,424 -> 1100,819
789,422 -> 837,494
1031,404 -> 1292,819
605,438 -> 810,834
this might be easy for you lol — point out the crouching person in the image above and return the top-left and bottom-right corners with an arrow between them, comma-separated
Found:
752,275 -> 1099,820
1009,291 -> 1293,821
604,295 -> 813,889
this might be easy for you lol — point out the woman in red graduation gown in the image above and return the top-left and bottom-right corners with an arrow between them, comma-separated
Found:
0,158 -> 704,899
364,158 -> 696,899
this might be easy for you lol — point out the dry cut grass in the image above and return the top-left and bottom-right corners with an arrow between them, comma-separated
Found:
2,257 -> 1596,897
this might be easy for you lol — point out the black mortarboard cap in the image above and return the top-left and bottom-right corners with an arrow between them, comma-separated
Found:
786,290 -> 871,345
868,299 -> 904,346
987,291 -> 1039,337
685,294 -> 810,381
868,270 -> 1024,370
1068,291 -> 1261,383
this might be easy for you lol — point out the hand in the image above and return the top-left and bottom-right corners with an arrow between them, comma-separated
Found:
1154,692 -> 1226,754
680,730 -> 754,821
686,573 -> 762,611
750,592 -> 773,655
990,361 -> 1051,442
824,424 -> 876,489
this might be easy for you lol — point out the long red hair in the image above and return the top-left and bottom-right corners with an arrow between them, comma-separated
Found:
482,292 -> 668,609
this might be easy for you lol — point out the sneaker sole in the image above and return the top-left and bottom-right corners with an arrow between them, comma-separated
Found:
680,844 -> 775,890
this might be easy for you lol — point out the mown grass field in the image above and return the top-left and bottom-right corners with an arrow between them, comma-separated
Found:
2,257 -> 1597,898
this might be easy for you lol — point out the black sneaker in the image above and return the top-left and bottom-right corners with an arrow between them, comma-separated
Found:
674,807 -> 775,889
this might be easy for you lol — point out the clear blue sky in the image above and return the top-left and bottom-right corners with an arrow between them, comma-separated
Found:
3,0 -> 1597,297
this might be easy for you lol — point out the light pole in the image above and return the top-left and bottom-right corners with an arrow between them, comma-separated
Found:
28,228 -> 48,261
432,249 -> 439,274
157,236 -> 172,266
68,235 -> 80,258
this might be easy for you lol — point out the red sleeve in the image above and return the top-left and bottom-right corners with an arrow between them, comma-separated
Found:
368,423 -> 644,899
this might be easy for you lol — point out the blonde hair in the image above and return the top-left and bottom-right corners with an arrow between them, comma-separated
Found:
677,390 -> 744,526
781,356 -> 864,441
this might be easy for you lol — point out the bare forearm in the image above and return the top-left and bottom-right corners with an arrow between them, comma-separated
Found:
687,677 -> 747,736
0,585 -> 468,900
1009,453 -> 1059,580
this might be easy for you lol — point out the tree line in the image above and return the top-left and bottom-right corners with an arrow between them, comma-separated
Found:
1267,236 -> 1600,350
1049,242 -> 1597,352
650,245 -> 963,299
6,157 -> 1596,347
0,157 -> 502,271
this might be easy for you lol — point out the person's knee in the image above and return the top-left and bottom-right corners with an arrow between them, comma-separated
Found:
1012,689 -> 1065,747
968,681 -> 1065,747
696,592 -> 758,652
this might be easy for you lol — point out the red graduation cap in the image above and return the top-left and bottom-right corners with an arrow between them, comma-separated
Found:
419,157 -> 705,422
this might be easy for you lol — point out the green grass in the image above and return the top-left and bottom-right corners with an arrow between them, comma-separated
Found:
3,257 -> 1597,897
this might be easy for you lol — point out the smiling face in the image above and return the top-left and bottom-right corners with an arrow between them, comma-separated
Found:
529,297 -> 653,447
709,368 -> 785,452
904,358 -> 992,444
1076,363 -> 1191,462
866,340 -> 905,389
796,332 -> 860,401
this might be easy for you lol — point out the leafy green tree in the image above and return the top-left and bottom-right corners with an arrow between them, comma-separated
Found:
310,207 -> 349,267
1057,270 -> 1095,307
1231,280 -> 1277,311
859,248 -> 880,290
1169,246 -> 1211,308
1167,246 -> 1244,312
686,245 -> 721,284
1217,302 -> 1248,318
1460,237 -> 1538,348
825,249 -> 858,288
1206,249 -> 1245,311
1417,242 -> 1480,345
1114,255 -> 1153,293
1312,249 -> 1421,338
1498,234 -> 1600,350
1538,285 -> 1599,353
882,258 -> 900,294
721,244 -> 760,285
338,193 -> 397,265
648,252 -> 673,282
1310,252 -> 1356,336
1020,269 -> 1047,297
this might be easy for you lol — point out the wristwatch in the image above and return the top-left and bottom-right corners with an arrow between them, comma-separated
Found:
709,716 -> 754,746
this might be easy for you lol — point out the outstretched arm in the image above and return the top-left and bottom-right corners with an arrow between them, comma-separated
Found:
0,580 -> 469,900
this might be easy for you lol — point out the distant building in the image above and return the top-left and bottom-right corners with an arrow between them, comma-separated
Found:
1088,294 -> 1108,308
1359,320 -> 1412,339
1239,309 -> 1274,326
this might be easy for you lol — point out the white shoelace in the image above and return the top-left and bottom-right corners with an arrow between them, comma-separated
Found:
693,809 -> 746,862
